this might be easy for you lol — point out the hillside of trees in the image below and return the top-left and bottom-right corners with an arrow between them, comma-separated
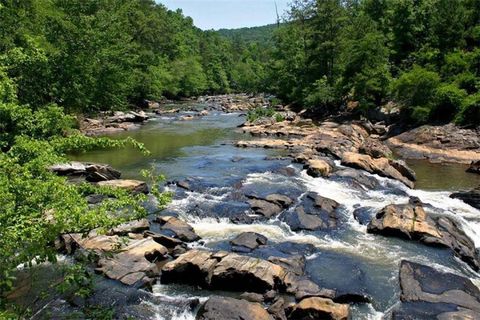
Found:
217,24 -> 278,44
268,0 -> 480,126
0,0 -> 269,115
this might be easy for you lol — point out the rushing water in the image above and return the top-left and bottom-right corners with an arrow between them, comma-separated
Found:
71,108 -> 480,319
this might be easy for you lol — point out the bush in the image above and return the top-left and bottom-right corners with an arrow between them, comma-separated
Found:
454,72 -> 479,94
0,104 -> 75,150
431,84 -> 467,122
0,68 -> 16,104
456,93 -> 480,126
392,66 -> 441,109
246,106 -> 275,122
304,77 -> 338,110
411,106 -> 431,124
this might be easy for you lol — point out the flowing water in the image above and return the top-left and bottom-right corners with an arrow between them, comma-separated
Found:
72,108 -> 480,319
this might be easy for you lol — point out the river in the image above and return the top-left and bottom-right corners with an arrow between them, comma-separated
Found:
71,107 -> 480,319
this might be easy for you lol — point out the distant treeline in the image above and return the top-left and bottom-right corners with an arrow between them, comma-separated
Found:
1,0 -> 479,122
0,0 -> 268,113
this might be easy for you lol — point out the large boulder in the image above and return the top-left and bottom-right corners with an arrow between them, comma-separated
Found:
265,194 -> 294,208
467,160 -> 480,174
97,238 -> 168,287
155,216 -> 200,242
97,179 -> 148,194
331,168 -> 380,190
247,194 -> 293,218
108,219 -> 150,236
49,162 -> 89,176
196,296 -> 273,320
85,164 -> 121,182
367,201 -> 442,240
248,199 -> 283,218
49,162 -> 121,182
211,253 -> 287,293
161,250 -> 287,293
110,111 -> 148,123
450,187 -> 480,210
341,152 -> 415,188
287,297 -> 349,320
387,124 -> 480,164
367,200 -> 480,271
359,139 -> 392,159
389,159 -> 417,182
305,159 -> 332,177
281,193 -> 340,231
230,232 -> 268,252
60,231 -> 121,254
392,260 -> 480,319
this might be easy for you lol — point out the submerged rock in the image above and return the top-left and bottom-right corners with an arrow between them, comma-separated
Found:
392,260 -> 480,319
305,250 -> 374,303
196,296 -> 273,320
341,152 -> 415,188
287,297 -> 349,320
230,232 -> 268,252
368,201 -> 480,271
450,187 -> 480,210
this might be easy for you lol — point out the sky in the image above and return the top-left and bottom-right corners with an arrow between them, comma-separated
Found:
158,0 -> 290,30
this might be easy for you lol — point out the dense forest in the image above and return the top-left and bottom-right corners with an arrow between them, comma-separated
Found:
0,0 -> 479,316
270,0 -> 480,126
217,24 -> 277,44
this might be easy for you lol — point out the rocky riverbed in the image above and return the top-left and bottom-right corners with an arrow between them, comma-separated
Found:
9,96 -> 480,319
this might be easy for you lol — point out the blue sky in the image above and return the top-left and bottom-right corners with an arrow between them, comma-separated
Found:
158,0 -> 290,30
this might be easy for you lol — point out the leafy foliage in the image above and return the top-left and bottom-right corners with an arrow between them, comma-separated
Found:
0,67 -> 169,310
267,0 -> 480,126
0,0 -> 268,113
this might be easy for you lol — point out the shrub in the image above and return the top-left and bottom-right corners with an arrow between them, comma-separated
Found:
456,93 -> 480,126
411,106 -> 431,124
246,106 -> 275,122
392,65 -> 441,110
431,84 -> 467,122
304,77 -> 338,110
454,72 -> 479,94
